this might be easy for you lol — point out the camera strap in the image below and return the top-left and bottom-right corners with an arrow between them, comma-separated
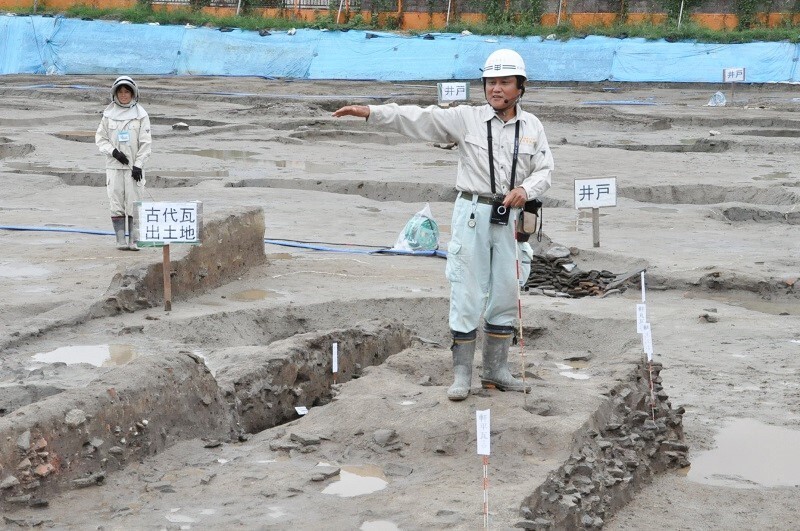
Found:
486,120 -> 521,196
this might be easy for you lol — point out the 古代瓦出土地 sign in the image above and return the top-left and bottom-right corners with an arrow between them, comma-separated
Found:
135,201 -> 203,247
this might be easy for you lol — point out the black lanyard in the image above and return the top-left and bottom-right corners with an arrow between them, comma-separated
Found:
487,119 -> 520,196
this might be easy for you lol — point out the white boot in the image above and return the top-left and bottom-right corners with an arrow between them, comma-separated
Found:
112,217 -> 127,250
127,216 -> 140,251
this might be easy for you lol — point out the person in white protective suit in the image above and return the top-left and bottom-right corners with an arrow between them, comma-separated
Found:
95,76 -> 152,251
333,49 -> 554,401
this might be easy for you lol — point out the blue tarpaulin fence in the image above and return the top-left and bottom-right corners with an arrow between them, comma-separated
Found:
2,15 -> 800,82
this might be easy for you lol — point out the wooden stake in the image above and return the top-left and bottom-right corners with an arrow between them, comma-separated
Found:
483,455 -> 489,528
163,244 -> 172,312
592,207 -> 600,247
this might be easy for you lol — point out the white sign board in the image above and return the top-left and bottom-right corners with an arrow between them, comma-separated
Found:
437,82 -> 470,104
135,201 -> 202,246
574,178 -> 617,209
722,67 -> 745,83
476,409 -> 491,456
332,342 -> 338,374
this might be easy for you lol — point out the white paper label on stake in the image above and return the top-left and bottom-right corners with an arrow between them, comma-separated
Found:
295,406 -> 308,416
332,342 -> 338,374
642,324 -> 654,361
636,303 -> 647,333
476,409 -> 491,456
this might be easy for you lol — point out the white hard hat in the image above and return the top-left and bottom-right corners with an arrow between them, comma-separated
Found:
111,75 -> 139,106
481,49 -> 527,81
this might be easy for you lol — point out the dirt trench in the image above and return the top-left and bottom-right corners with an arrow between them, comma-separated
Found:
0,208 -> 687,527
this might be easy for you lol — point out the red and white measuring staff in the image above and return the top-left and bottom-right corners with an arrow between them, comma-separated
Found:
637,272 -> 657,420
476,409 -> 491,528
513,220 -> 528,405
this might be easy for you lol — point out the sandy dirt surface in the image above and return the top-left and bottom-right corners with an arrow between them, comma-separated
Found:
1,75 -> 799,529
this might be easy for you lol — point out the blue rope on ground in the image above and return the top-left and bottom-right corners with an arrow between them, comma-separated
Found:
264,239 -> 447,258
0,226 -> 447,258
0,225 -> 113,236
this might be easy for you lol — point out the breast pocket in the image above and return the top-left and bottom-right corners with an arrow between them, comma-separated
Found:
462,133 -> 490,178
517,143 -> 539,177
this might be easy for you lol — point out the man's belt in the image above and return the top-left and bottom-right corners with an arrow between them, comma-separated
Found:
459,192 -> 498,205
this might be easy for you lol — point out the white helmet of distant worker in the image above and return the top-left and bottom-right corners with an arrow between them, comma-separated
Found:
481,49 -> 527,81
111,75 -> 139,107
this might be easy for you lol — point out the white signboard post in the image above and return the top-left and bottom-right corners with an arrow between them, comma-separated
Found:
437,82 -> 470,105
476,409 -> 491,527
134,201 -> 203,311
574,178 -> 617,247
722,67 -> 745,100
332,342 -> 338,384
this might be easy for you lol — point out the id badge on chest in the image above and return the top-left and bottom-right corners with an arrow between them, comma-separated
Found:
117,130 -> 130,144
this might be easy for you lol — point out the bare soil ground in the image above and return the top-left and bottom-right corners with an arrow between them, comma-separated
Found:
1,76 -> 799,529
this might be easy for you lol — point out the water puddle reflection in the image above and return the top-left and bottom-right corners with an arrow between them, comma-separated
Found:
322,465 -> 388,497
274,160 -> 344,173
555,362 -> 591,380
31,344 -> 137,367
227,289 -> 276,301
361,521 -> 400,531
687,418 -> 800,488
176,149 -> 259,161
684,292 -> 800,316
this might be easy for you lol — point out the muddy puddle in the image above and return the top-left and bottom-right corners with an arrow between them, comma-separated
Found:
361,521 -> 401,531
321,464 -> 389,497
226,288 -> 278,301
174,148 -> 259,161
686,418 -> 800,488
30,344 -> 138,367
554,362 -> 592,380
684,292 -> 800,316
274,159 -> 345,173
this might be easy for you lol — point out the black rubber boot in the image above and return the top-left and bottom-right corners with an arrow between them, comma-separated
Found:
480,325 -> 530,393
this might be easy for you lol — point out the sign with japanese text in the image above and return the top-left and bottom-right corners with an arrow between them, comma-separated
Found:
135,201 -> 203,247
722,67 -> 745,83
574,178 -> 617,209
437,82 -> 470,104
476,409 -> 491,456
636,303 -> 647,334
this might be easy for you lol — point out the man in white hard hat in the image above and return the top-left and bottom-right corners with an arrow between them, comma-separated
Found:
333,48 -> 554,401
95,75 -> 152,251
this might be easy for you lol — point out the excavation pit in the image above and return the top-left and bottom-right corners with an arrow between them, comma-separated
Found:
3,77 -> 799,528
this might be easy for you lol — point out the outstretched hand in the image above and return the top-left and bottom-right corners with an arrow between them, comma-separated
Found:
332,105 -> 370,119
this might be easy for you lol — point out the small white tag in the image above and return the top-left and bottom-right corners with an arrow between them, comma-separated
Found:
636,303 -> 647,333
295,406 -> 308,416
117,130 -> 130,143
476,409 -> 491,456
332,343 -> 338,374
642,323 -> 654,361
